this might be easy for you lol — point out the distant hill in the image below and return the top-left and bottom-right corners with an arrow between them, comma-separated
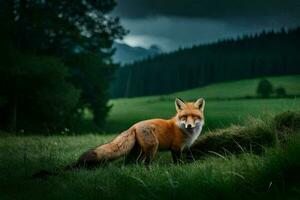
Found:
106,75 -> 300,132
111,27 -> 300,98
171,75 -> 300,100
112,43 -> 162,64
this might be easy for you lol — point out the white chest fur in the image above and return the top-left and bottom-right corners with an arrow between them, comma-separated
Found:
182,125 -> 203,150
176,118 -> 204,150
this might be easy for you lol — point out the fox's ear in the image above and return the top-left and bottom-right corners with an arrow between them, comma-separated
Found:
175,98 -> 185,112
194,98 -> 205,111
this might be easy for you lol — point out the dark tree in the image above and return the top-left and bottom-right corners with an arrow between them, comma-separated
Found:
65,53 -> 118,128
275,87 -> 287,97
2,0 -> 126,56
256,79 -> 274,98
0,0 -> 126,132
0,49 -> 80,132
112,27 -> 300,98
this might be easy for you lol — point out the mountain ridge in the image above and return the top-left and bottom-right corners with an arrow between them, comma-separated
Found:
112,42 -> 162,64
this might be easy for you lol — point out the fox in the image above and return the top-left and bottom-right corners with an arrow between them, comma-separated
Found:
33,98 -> 205,178
76,97 -> 205,166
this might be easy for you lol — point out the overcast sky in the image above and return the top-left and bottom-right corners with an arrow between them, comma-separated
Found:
113,0 -> 300,51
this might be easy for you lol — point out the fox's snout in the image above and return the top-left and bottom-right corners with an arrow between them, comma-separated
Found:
181,116 -> 199,129
184,121 -> 196,129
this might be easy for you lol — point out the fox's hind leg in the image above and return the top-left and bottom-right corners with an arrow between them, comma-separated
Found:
136,125 -> 159,165
144,143 -> 158,165
137,144 -> 158,165
125,143 -> 143,164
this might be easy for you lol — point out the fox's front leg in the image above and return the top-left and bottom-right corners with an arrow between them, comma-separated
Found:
171,149 -> 182,164
185,148 -> 195,162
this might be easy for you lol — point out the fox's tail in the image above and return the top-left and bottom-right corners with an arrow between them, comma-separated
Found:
76,128 -> 136,166
32,128 -> 136,179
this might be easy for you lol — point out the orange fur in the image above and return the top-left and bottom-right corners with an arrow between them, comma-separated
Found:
77,98 -> 205,165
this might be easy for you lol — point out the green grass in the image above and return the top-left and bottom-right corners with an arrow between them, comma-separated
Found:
106,98 -> 300,133
1,75 -> 300,199
191,111 -> 300,158
0,131 -> 299,200
172,75 -> 300,100
1,113 -> 300,200
104,75 -> 300,133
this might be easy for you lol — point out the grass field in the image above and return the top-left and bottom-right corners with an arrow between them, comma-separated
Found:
0,126 -> 299,200
172,75 -> 300,100
105,98 -> 300,133
105,75 -> 300,133
1,75 -> 300,200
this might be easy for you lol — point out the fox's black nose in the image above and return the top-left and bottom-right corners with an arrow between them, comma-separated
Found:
187,124 -> 192,129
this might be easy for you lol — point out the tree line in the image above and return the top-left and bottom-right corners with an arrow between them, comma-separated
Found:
111,27 -> 300,98
0,1 -> 126,133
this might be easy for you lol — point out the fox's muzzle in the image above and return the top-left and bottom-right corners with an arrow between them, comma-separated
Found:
185,123 -> 196,129
185,116 -> 196,129
186,124 -> 192,129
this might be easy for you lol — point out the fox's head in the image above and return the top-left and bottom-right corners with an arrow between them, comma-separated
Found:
175,98 -> 205,134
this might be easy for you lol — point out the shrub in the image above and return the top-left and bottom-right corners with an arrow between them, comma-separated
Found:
275,86 -> 286,97
256,79 -> 273,98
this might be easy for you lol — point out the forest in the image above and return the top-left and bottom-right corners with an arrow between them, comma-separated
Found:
112,27 -> 300,97
0,1 -> 126,132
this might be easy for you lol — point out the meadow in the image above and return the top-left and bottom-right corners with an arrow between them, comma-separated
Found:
105,75 -> 300,133
0,113 -> 299,200
1,75 -> 300,200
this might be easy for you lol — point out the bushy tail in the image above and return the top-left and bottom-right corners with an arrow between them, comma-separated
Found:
76,128 -> 136,166
32,128 -> 136,179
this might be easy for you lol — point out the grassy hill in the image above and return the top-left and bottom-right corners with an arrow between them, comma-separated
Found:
1,112 -> 299,200
172,75 -> 300,100
1,75 -> 299,200
105,75 -> 300,133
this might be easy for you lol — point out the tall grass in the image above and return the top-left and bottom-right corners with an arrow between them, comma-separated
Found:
191,111 -> 300,158
0,112 -> 300,200
0,136 -> 299,200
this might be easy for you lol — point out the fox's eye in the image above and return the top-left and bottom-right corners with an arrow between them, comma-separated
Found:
181,116 -> 187,121
194,116 -> 201,120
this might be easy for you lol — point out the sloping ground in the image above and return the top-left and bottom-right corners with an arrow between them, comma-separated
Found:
112,75 -> 300,102
1,111 -> 300,200
106,75 -> 300,133
171,75 -> 300,100
106,98 -> 300,133
191,111 -> 300,158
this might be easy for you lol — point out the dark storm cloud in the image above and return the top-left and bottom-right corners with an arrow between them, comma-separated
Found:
120,15 -> 300,51
113,0 -> 300,51
114,0 -> 300,19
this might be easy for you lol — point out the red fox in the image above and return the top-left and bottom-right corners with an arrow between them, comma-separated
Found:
76,98 -> 205,166
33,98 -> 205,178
